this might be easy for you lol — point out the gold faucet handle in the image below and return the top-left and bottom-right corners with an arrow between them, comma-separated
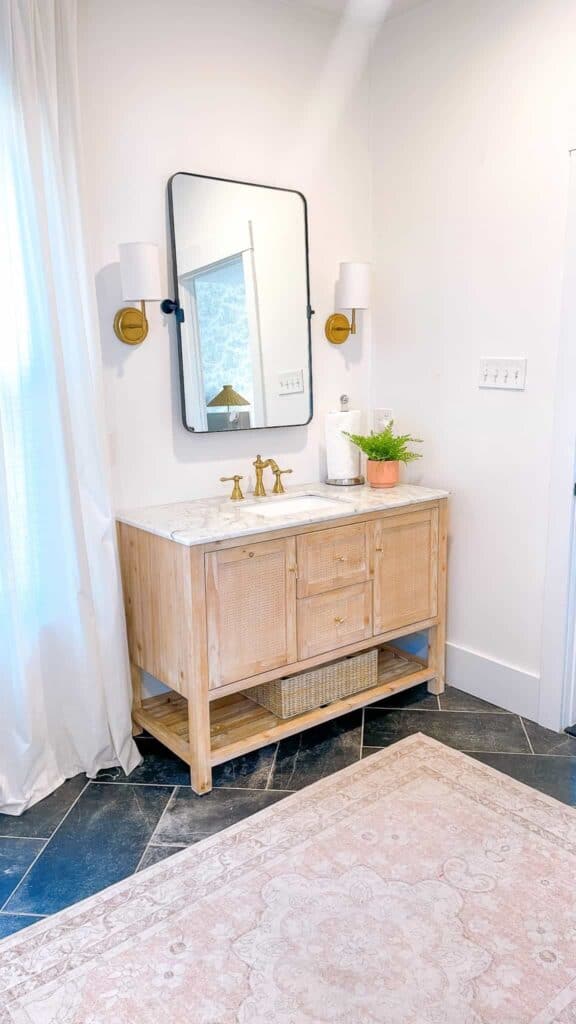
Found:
272,467 -> 293,494
220,475 -> 244,501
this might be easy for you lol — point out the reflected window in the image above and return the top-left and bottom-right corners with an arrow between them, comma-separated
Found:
189,255 -> 255,430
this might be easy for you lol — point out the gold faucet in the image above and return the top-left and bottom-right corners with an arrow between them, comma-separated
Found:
268,459 -> 293,494
253,455 -> 271,497
253,455 -> 293,496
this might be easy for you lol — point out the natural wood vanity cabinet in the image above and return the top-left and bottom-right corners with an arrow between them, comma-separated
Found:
118,495 -> 448,795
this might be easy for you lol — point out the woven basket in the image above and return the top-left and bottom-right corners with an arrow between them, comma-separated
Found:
245,648 -> 378,719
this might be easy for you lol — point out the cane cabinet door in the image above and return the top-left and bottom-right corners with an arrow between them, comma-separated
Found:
372,509 -> 438,634
205,537 -> 297,688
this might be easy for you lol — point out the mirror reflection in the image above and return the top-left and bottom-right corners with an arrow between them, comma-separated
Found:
169,173 -> 313,432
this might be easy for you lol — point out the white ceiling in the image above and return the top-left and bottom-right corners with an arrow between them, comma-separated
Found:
288,0 -> 429,19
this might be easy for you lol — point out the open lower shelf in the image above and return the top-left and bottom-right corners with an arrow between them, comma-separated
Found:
133,647 -> 434,768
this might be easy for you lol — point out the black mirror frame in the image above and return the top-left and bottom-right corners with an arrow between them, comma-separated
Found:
165,171 -> 314,434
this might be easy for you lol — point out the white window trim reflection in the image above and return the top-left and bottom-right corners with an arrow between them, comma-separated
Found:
179,244 -> 266,432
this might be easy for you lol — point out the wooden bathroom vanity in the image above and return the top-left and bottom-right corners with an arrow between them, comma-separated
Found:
117,484 -> 448,793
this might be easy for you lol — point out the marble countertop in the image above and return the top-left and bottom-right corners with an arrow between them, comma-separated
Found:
117,482 -> 448,547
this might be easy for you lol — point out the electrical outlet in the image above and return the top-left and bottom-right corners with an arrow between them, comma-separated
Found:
479,358 -> 527,391
373,408 -> 394,431
278,370 -> 304,395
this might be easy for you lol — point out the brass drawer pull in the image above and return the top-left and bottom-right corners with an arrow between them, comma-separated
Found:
335,555 -> 346,562
375,546 -> 383,553
334,615 -> 346,624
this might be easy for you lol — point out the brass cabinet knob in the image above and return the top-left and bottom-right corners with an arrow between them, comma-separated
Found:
335,555 -> 346,562
220,475 -> 244,501
334,615 -> 345,624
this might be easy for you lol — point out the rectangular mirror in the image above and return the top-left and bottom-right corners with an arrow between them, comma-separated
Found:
167,173 -> 313,432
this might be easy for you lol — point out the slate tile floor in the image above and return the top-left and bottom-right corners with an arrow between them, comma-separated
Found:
2,683 -> 576,939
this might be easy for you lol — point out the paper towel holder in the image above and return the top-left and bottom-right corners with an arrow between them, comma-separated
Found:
325,262 -> 371,345
325,394 -> 365,487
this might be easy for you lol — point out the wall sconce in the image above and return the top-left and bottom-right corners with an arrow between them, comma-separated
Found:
113,243 -> 162,345
325,261 -> 371,345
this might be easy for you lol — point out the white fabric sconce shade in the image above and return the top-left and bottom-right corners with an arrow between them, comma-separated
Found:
337,261 -> 371,310
118,243 -> 162,301
114,243 -> 162,344
325,261 -> 371,345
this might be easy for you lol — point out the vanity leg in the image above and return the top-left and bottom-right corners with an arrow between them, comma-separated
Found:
427,499 -> 448,696
187,548 -> 213,794
427,624 -> 445,696
188,699 -> 212,794
130,662 -> 144,736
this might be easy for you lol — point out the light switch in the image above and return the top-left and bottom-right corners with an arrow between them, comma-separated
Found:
278,370 -> 305,395
373,408 -> 394,430
479,358 -> 527,391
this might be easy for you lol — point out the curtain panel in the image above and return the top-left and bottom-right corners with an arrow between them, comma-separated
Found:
0,0 -> 140,814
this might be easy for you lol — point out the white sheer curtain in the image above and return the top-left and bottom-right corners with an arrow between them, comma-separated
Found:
0,0 -> 140,815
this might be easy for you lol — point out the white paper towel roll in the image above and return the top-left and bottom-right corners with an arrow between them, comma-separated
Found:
325,409 -> 362,482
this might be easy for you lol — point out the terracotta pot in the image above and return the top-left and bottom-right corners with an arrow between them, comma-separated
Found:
366,460 -> 400,488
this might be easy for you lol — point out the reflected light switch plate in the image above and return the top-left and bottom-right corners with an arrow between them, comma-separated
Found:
278,370 -> 304,395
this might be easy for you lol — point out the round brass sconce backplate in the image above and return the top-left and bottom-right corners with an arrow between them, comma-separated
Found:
324,312 -> 351,345
113,306 -> 149,345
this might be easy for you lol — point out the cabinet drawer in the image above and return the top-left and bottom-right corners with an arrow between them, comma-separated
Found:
297,582 -> 372,660
296,523 -> 369,598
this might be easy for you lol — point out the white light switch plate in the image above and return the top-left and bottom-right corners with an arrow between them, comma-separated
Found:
373,408 -> 394,431
278,369 -> 304,395
479,358 -> 527,391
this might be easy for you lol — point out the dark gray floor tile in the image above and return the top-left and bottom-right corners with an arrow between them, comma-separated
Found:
363,709 -> 530,754
522,718 -> 576,756
471,753 -> 576,806
154,787 -> 286,846
212,744 -> 278,789
0,838 -> 45,907
0,776 -> 86,840
96,736 -> 191,786
138,844 -> 185,871
4,783 -> 172,916
0,913 -> 44,939
439,686 -> 510,713
372,682 -> 439,710
269,712 -> 363,791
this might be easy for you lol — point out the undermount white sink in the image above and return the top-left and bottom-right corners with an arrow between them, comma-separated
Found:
252,494 -> 349,519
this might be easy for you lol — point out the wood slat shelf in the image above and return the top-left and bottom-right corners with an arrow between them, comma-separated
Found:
133,648 -> 433,769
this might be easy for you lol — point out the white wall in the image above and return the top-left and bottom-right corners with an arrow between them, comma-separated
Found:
78,0 -> 373,510
370,0 -> 576,717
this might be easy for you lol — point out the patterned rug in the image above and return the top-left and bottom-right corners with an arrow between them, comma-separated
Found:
2,734 -> 576,1023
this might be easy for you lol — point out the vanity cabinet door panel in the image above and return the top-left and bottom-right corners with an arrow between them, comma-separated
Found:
296,523 -> 369,598
205,538 -> 297,688
372,509 -> 438,635
297,583 -> 372,660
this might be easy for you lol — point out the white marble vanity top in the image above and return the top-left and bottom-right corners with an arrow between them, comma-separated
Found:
117,482 -> 448,547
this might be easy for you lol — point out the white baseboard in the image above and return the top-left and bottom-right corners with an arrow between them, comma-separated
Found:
445,642 -> 540,721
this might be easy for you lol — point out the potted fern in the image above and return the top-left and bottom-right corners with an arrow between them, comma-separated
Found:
343,422 -> 422,488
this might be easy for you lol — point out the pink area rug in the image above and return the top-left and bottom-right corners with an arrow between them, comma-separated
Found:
2,734 -> 576,1023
